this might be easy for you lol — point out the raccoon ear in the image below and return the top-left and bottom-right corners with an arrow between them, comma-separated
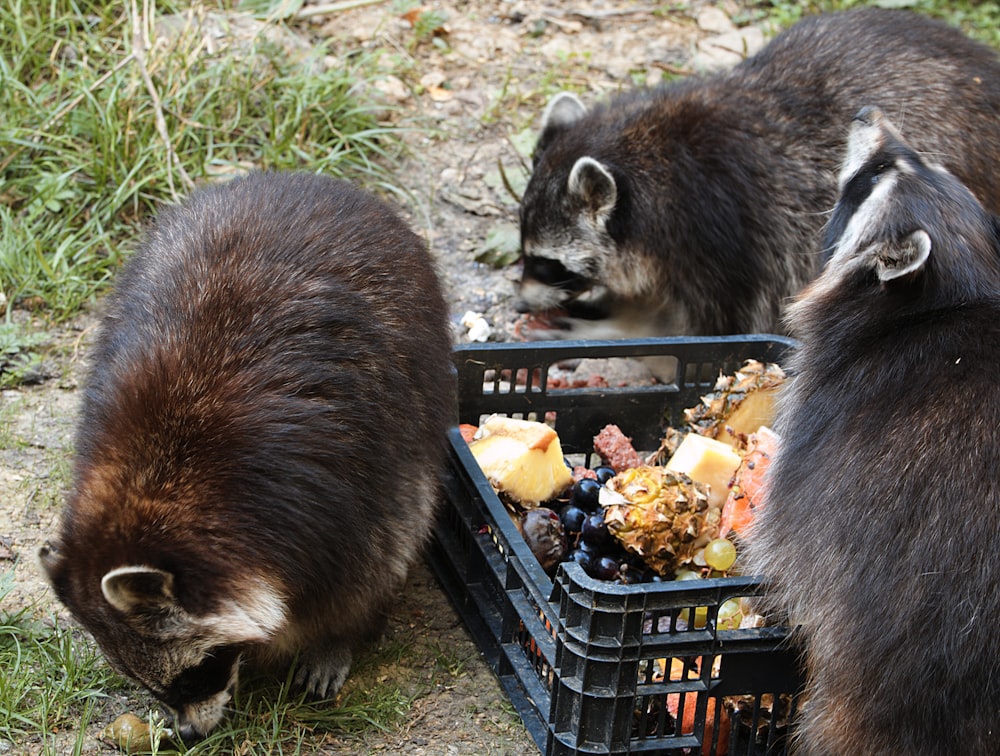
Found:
101,565 -> 178,616
875,230 -> 931,282
568,157 -> 617,220
541,92 -> 587,132
38,540 -> 64,582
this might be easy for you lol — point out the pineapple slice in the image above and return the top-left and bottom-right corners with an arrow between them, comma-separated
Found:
684,360 -> 785,447
601,466 -> 721,575
468,415 -> 573,507
665,432 -> 742,511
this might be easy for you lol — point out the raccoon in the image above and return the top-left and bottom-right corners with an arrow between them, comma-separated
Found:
743,107 -> 1000,755
517,9 -> 1000,342
38,172 -> 455,741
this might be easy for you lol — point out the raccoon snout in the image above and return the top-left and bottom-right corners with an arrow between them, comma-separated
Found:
174,719 -> 206,746
166,702 -> 223,745
163,675 -> 237,744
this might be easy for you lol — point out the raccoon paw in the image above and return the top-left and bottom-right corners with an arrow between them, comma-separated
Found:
293,644 -> 352,700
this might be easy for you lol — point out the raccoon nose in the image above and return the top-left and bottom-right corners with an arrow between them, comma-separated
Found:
159,706 -> 207,745
175,720 -> 206,746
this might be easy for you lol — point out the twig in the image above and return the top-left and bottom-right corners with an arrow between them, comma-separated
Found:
496,156 -> 524,204
296,0 -> 390,20
564,6 -> 660,21
129,0 -> 194,199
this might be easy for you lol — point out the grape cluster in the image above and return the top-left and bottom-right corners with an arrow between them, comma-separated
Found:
518,464 -> 741,585
554,469 -> 660,584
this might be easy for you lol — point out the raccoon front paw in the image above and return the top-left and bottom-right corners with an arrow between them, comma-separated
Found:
293,644 -> 352,700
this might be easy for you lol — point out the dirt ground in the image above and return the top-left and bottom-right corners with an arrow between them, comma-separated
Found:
0,1 -> 768,753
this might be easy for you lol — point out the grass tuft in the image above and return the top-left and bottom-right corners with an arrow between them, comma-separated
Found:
0,0 -> 406,322
0,572 -> 129,750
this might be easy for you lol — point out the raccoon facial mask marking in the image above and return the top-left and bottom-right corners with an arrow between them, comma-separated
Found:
101,565 -> 286,643
92,565 -> 286,738
819,107 -> 937,290
164,646 -> 241,742
520,256 -> 590,295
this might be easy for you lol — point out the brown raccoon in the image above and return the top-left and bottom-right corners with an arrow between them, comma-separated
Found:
743,108 -> 1000,755
518,9 -> 1000,343
39,172 -> 454,740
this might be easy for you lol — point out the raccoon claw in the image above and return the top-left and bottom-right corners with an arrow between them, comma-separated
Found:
293,645 -> 352,700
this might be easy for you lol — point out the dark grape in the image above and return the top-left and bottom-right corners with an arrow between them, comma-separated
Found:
559,503 -> 587,533
580,512 -> 613,549
593,466 -> 616,484
566,548 -> 594,573
577,538 -> 598,556
569,478 -> 602,512
590,555 -> 620,581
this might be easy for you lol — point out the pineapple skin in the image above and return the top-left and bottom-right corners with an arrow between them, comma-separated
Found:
683,360 -> 786,447
602,466 -> 721,575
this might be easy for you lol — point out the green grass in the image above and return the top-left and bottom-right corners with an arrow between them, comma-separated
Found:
0,569 -> 419,756
177,666 -> 413,755
0,626 -> 413,755
743,0 -> 1000,45
0,0 -> 406,328
0,572 -> 129,752
0,323 -> 50,388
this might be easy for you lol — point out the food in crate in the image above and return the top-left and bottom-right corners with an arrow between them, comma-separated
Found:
466,415 -> 573,508
465,359 -> 784,584
680,359 -> 786,448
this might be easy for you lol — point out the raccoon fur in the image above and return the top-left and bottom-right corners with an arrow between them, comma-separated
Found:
39,172 -> 455,740
743,107 -> 1000,755
518,9 -> 1000,342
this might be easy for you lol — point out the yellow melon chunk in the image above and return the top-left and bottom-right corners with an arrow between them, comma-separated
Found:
468,416 -> 573,507
665,432 -> 742,511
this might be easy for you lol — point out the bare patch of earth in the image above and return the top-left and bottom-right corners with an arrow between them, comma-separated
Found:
0,1 -> 767,753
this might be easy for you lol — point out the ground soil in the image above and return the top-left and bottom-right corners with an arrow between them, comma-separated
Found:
0,1 -> 768,753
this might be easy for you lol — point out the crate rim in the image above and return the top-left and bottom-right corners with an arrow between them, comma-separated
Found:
452,333 -> 798,360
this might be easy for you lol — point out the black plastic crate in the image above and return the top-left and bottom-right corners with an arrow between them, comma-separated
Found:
428,336 -> 804,756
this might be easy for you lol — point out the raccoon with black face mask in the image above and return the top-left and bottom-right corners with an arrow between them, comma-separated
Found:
744,107 -> 1000,755
38,172 -> 454,741
517,9 -> 1000,343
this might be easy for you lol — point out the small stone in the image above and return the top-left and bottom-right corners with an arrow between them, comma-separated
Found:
696,7 -> 736,35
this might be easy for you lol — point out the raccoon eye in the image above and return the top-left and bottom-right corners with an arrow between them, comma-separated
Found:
523,256 -> 589,292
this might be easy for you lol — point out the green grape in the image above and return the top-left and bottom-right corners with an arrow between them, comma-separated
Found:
674,570 -> 709,628
717,598 -> 743,630
703,538 -> 737,572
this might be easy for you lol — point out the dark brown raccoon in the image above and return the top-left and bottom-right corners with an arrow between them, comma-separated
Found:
518,9 -> 1000,345
39,171 -> 455,740
744,108 -> 1000,755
